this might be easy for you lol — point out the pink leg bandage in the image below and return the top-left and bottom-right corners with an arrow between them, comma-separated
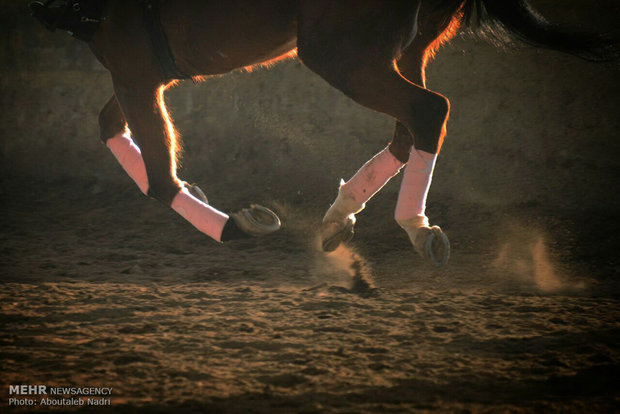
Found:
171,188 -> 229,242
107,131 -> 229,242
394,149 -> 437,226
340,146 -> 405,205
106,132 -> 149,194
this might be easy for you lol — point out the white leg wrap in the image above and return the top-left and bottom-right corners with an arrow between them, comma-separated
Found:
323,180 -> 365,225
106,132 -> 149,195
320,180 -> 362,251
395,149 -> 437,237
321,147 -> 404,251
324,147 -> 404,222
340,146 -> 405,205
171,187 -> 229,242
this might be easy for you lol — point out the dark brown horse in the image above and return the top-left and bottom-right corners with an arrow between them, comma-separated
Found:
31,0 -> 619,266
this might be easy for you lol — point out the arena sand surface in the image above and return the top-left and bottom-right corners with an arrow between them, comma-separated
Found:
1,178 -> 619,413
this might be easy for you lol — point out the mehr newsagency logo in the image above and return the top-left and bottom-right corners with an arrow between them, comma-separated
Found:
8,385 -> 113,407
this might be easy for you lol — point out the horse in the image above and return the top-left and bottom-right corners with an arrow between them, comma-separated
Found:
30,0 -> 619,266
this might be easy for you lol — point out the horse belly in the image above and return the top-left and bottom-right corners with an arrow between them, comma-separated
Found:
163,1 -> 298,76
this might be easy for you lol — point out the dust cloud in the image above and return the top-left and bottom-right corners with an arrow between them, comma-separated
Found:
270,200 -> 376,296
489,223 -> 587,293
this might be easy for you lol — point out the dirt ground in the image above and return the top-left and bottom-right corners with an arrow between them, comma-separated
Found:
1,175 -> 619,413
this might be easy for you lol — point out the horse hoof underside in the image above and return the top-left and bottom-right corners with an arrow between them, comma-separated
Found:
414,226 -> 450,266
321,218 -> 355,252
230,205 -> 281,237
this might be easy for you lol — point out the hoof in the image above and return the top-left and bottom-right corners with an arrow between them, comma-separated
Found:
321,217 -> 355,252
230,205 -> 281,237
413,226 -> 450,266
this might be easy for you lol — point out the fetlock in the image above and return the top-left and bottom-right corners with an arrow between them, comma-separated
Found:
322,180 -> 364,225
396,216 -> 450,266
320,180 -> 364,252
396,215 -> 430,255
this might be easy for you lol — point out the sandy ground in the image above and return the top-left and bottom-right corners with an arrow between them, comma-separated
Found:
1,176 -> 619,413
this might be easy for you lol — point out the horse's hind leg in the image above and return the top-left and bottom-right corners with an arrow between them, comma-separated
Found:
390,49 -> 450,266
319,39 -> 438,253
300,1 -> 451,262
298,1 -> 449,151
387,9 -> 463,266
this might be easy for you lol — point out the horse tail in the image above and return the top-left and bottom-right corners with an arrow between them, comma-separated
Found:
460,0 -> 620,63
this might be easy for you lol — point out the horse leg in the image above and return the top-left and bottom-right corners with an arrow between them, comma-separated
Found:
98,94 -> 149,195
389,66 -> 450,266
320,43 -> 434,252
302,1 -> 452,263
320,143 -> 405,252
88,2 -> 281,242
105,78 -> 279,242
390,119 -> 451,264
99,94 -> 209,202
388,10 -> 463,266
99,95 -> 126,144
106,78 -> 229,241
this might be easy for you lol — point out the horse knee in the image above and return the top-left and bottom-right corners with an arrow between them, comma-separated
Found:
98,96 -> 126,143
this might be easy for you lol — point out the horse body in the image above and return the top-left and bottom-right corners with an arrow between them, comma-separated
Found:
93,1 -> 296,77
30,0 -> 619,265
162,1 -> 298,76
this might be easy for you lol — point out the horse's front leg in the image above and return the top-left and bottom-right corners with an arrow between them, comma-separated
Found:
99,94 -> 209,202
108,79 -> 184,202
105,78 -> 278,242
